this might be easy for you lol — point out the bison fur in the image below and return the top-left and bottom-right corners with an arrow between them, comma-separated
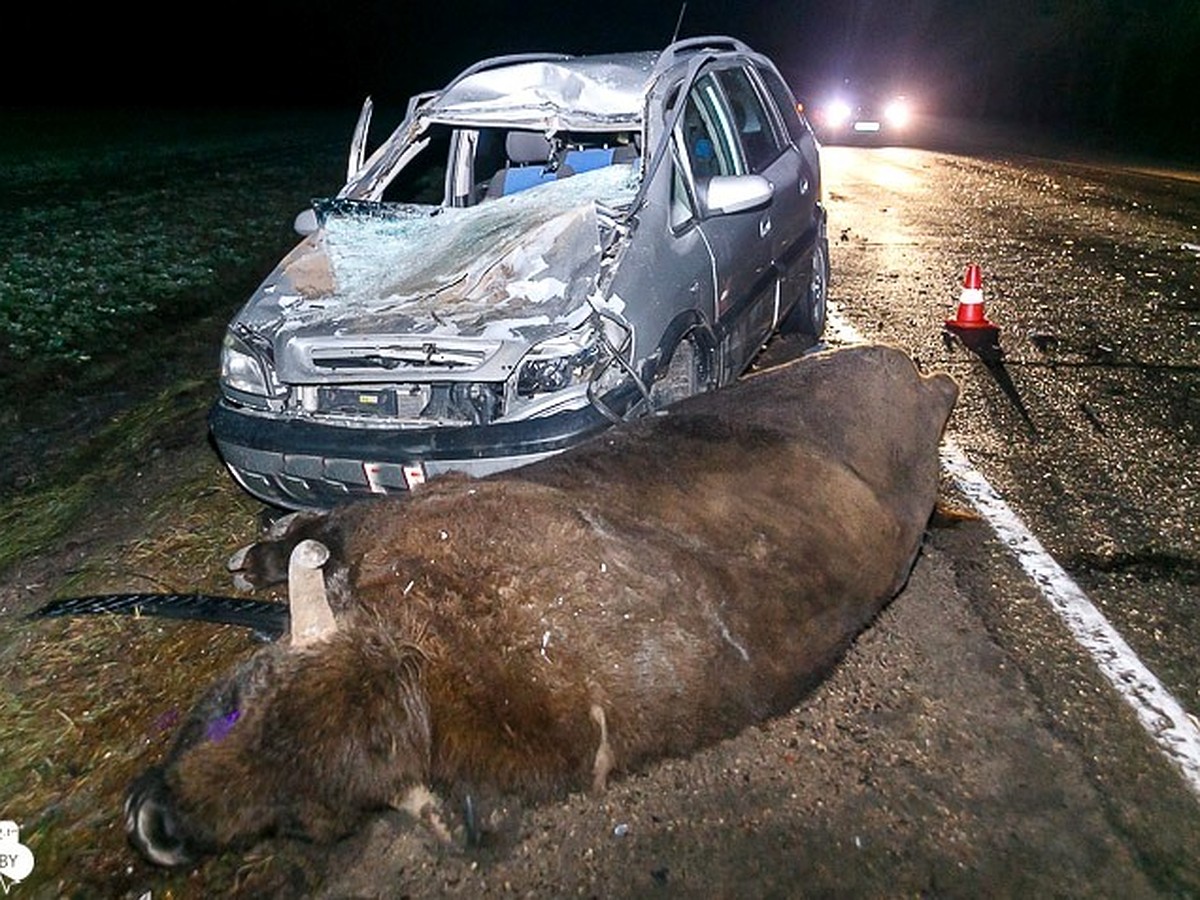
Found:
125,343 -> 958,865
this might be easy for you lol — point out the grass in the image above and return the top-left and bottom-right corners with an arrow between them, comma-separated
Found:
0,107 -> 347,546
0,458 -> 271,895
0,108 -> 350,367
0,378 -> 214,574
0,108 -> 355,896
0,423 -> 275,896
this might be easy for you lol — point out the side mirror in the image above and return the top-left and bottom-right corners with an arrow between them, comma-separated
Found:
699,174 -> 774,216
294,208 -> 319,236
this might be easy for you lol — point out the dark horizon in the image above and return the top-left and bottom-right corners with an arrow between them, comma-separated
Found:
9,1 -> 1198,157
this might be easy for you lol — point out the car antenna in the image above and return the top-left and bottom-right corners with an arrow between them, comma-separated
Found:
670,2 -> 687,43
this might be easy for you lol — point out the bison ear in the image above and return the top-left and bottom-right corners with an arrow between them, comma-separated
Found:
288,539 -> 338,647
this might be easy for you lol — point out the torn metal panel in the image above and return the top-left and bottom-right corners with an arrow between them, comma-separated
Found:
423,55 -> 656,131
347,96 -> 374,182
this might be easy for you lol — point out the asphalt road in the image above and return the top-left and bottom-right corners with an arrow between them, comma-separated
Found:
818,141 -> 1200,723
793,138 -> 1200,894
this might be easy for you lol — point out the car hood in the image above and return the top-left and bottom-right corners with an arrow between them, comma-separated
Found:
237,165 -> 638,383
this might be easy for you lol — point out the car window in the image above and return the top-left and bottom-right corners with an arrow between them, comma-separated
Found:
679,73 -> 743,180
669,71 -> 746,229
380,126 -> 452,205
756,65 -> 811,148
669,74 -> 741,229
715,66 -> 784,174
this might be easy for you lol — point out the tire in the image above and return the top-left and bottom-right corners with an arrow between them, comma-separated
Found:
781,236 -> 829,338
648,335 -> 706,409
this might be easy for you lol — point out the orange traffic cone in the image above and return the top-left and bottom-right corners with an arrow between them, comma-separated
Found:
944,263 -> 996,330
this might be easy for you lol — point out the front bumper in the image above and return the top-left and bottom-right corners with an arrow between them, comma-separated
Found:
209,395 -> 627,510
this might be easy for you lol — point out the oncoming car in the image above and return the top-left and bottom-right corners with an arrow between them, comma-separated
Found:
811,83 -> 913,143
210,36 -> 829,510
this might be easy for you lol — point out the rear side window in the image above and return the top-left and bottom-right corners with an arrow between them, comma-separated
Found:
380,126 -> 452,204
756,65 -> 810,147
715,66 -> 784,174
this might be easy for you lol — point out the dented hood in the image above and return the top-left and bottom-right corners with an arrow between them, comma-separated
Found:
237,166 -> 638,383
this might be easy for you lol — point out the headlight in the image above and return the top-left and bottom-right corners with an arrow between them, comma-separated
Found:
516,333 -> 600,397
885,99 -> 910,127
826,100 -> 852,126
220,329 -> 272,397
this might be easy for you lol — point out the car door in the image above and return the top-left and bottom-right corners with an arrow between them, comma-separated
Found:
752,63 -> 823,311
674,69 -> 778,385
712,63 -> 801,336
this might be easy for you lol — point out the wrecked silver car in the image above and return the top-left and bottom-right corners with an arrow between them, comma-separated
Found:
210,36 -> 828,510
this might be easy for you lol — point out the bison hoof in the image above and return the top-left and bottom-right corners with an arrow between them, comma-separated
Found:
125,769 -> 197,868
227,511 -> 330,591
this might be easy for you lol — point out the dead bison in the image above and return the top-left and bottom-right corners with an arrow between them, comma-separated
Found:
125,343 -> 958,866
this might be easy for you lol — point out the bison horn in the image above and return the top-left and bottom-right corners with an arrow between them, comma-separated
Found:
288,539 -> 337,646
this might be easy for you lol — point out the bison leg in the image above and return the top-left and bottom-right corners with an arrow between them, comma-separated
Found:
590,704 -> 615,794
227,510 -> 336,591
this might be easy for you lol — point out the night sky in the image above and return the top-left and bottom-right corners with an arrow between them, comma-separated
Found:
15,0 -> 1199,155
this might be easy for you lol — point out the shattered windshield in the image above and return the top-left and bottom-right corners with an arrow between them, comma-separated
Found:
289,164 -> 639,339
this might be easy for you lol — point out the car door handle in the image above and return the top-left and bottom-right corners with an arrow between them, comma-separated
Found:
759,217 -> 772,238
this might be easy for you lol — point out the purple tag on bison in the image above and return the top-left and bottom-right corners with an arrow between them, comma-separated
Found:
205,709 -> 241,743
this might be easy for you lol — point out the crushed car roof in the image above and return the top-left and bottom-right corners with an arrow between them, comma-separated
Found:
420,52 -> 660,131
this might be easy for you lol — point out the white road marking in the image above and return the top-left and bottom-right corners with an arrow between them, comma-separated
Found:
825,307 -> 1200,797
941,441 -> 1200,796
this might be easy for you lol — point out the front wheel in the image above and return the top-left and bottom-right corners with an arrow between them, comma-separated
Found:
781,236 -> 829,338
648,335 -> 708,410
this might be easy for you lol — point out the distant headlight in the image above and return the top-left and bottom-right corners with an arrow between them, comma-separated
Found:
884,99 -> 910,128
826,100 -> 852,127
516,332 -> 600,397
221,329 -> 272,397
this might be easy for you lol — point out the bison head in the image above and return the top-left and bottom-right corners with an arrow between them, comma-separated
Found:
125,541 -> 431,866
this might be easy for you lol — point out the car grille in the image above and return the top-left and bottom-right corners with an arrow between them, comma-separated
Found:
317,386 -> 409,417
305,382 -> 502,426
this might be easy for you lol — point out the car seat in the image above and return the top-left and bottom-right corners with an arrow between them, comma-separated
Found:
486,132 -> 560,198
